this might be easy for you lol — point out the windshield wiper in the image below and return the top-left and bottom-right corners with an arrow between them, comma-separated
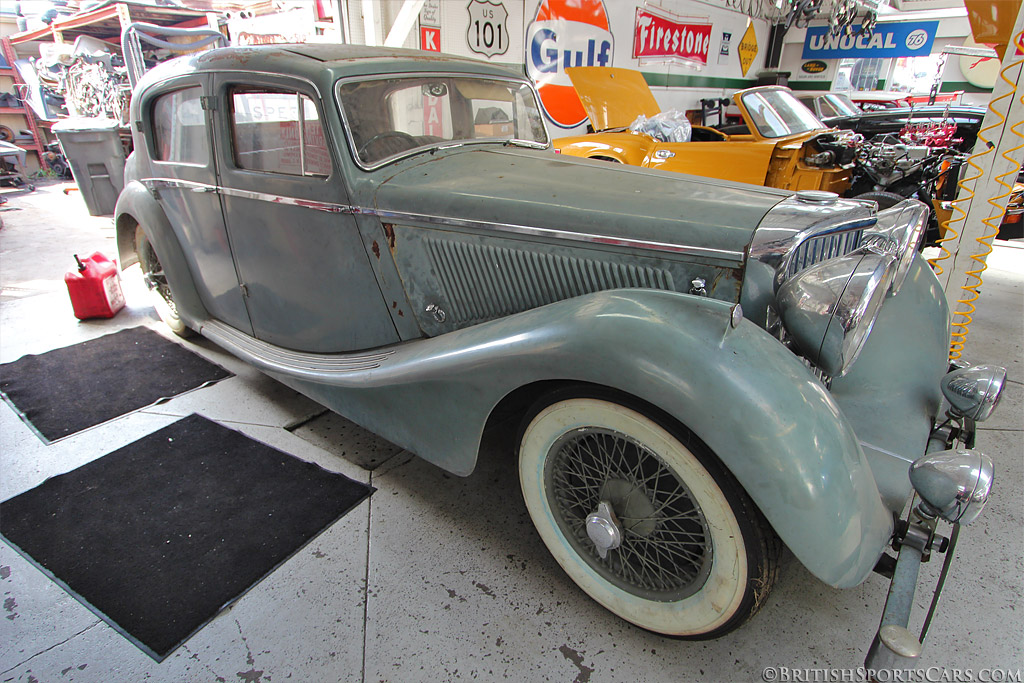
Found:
503,138 -> 548,149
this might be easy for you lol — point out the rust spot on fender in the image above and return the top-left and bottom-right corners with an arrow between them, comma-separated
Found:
382,223 -> 397,252
372,241 -> 380,259
397,309 -> 404,317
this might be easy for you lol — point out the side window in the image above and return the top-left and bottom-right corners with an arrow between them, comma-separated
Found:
152,87 -> 208,165
230,88 -> 331,177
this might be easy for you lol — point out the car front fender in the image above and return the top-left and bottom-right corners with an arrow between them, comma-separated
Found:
211,288 -> 891,589
114,180 -> 207,326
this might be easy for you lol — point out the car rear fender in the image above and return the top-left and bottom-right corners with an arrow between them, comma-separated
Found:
211,288 -> 891,588
114,181 -> 207,326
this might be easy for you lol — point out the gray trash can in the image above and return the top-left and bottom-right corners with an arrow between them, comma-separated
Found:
51,118 -> 126,216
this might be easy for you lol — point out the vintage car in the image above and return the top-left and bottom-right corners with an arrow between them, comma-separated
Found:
554,67 -> 857,194
847,90 -> 963,111
554,70 -> 959,243
796,90 -> 865,120
798,91 -> 985,153
115,45 -> 1006,663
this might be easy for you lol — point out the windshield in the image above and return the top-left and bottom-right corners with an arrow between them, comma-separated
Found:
740,89 -> 826,138
337,75 -> 549,168
826,93 -> 861,117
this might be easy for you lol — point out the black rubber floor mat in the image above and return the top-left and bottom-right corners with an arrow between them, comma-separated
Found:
0,414 -> 373,660
0,326 -> 232,442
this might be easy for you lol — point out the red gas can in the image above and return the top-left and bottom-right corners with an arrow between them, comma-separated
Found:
64,252 -> 126,320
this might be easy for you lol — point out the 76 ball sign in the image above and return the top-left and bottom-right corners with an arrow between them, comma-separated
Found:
467,0 -> 509,58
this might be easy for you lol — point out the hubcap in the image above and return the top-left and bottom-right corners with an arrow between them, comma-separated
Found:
545,427 -> 713,601
586,501 -> 622,559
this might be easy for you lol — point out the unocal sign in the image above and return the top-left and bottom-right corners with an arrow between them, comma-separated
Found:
526,0 -> 614,128
802,21 -> 938,59
633,7 -> 711,66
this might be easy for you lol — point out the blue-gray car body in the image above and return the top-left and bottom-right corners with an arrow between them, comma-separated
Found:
115,45 -> 953,598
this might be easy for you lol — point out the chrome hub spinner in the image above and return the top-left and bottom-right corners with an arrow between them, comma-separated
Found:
586,501 -> 622,559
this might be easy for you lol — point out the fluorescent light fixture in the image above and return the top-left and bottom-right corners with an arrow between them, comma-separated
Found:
875,6 -> 968,22
941,44 -> 998,58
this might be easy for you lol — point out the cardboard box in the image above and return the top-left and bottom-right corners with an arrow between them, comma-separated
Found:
475,122 -> 513,138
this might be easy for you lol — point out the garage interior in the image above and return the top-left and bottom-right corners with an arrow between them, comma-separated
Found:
1,1 -> 1022,682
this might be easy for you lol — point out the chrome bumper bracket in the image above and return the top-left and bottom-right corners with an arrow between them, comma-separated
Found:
865,509 -> 958,669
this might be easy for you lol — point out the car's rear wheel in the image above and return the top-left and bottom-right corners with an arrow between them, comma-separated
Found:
135,226 -> 193,338
518,390 -> 779,638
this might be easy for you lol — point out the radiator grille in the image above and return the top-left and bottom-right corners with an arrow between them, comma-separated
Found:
786,229 -> 864,277
426,239 -> 675,324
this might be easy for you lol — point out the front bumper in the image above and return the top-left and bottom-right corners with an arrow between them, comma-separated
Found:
823,252 -> 1004,665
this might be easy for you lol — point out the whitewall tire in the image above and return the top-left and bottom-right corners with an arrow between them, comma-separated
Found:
135,226 -> 193,338
519,392 -> 778,637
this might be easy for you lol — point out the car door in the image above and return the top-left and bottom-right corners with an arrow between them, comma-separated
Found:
143,76 -> 253,334
210,74 -> 398,353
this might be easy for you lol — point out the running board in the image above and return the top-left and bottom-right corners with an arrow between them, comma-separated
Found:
200,319 -> 396,382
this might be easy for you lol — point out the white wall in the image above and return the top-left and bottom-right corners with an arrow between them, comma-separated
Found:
780,13 -> 989,105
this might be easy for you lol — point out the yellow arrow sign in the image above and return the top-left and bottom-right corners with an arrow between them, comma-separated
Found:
738,21 -> 758,77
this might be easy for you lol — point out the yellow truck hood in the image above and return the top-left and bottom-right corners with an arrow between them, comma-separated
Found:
565,66 -> 661,131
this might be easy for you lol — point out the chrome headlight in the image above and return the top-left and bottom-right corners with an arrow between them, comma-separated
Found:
776,247 -> 896,377
860,199 -> 928,295
910,449 -> 994,525
941,364 -> 1007,421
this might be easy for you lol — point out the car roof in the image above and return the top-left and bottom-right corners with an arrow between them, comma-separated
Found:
135,44 -> 527,96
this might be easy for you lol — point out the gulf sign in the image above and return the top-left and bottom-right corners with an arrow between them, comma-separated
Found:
526,0 -> 614,129
633,7 -> 711,66
802,21 -> 938,59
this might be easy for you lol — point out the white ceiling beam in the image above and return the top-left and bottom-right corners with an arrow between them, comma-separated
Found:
384,0 -> 426,48
361,0 -> 379,46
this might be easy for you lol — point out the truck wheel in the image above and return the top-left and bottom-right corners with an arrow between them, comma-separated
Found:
518,391 -> 779,637
135,226 -> 194,338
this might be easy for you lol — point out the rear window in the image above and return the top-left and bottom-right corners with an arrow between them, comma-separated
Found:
152,87 -> 208,165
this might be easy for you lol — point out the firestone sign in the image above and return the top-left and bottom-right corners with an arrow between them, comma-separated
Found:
526,0 -> 614,128
802,20 -> 938,59
632,7 -> 711,66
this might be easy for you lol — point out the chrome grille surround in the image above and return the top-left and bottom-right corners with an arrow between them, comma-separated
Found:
748,194 -> 878,292
785,229 -> 865,279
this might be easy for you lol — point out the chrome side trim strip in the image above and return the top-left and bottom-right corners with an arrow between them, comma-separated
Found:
140,178 -> 744,261
217,186 -> 353,214
201,319 -> 394,379
374,208 -> 746,262
142,177 -> 216,193
141,178 -> 355,214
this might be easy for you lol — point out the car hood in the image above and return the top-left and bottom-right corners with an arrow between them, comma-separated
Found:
374,147 -> 788,260
565,66 -> 662,131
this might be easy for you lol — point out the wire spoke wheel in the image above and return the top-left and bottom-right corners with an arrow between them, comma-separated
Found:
519,392 -> 779,637
547,428 -> 713,601
135,226 -> 192,337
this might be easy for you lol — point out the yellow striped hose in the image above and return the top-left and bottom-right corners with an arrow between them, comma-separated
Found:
928,30 -> 1024,359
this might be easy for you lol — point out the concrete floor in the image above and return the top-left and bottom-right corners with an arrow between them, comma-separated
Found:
0,181 -> 1021,683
